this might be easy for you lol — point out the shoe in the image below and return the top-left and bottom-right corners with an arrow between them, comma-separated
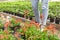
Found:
40,25 -> 46,32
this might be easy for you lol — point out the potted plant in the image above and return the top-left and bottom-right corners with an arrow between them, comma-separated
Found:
55,16 -> 60,24
16,23 -> 60,40
49,13 -> 55,22
9,18 -> 21,31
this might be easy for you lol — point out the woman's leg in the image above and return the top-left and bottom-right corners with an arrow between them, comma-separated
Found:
30,0 -> 41,24
41,0 -> 49,25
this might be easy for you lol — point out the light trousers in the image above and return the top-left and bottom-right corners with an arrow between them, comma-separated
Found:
31,0 -> 49,25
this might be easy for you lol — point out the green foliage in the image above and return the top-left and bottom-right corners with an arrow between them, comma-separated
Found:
17,25 -> 60,40
0,21 -> 4,28
49,2 -> 60,17
0,17 -> 59,40
10,18 -> 20,27
0,2 -> 60,40
0,2 -> 60,17
0,29 -> 16,40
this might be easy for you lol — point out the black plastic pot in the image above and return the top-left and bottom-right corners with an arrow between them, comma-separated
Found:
3,11 -> 35,20
29,17 -> 32,20
55,17 -> 60,24
3,11 -> 13,14
30,16 -> 35,20
22,34 -> 26,40
0,27 -> 4,30
15,13 -> 24,17
50,17 -> 54,22
10,27 -> 15,31
3,11 -> 24,17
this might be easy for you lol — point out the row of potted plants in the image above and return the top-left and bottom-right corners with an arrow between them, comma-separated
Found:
0,14 -> 60,40
48,13 -> 60,24
0,2 -> 60,20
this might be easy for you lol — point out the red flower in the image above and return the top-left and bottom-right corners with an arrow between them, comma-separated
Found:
15,19 -> 21,23
4,29 -> 9,34
4,22 -> 10,28
47,24 -> 55,30
34,23 -> 40,29
30,20 -> 35,24
47,24 -> 56,33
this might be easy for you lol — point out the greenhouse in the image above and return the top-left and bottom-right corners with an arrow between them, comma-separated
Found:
0,0 -> 60,40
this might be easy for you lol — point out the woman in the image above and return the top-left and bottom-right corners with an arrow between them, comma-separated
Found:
31,0 -> 49,31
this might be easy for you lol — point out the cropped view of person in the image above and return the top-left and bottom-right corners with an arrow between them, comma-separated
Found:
31,0 -> 49,31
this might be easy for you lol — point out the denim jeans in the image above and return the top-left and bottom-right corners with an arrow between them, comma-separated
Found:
30,0 -> 49,25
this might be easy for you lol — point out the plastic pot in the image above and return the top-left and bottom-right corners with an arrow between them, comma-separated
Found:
55,17 -> 60,24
